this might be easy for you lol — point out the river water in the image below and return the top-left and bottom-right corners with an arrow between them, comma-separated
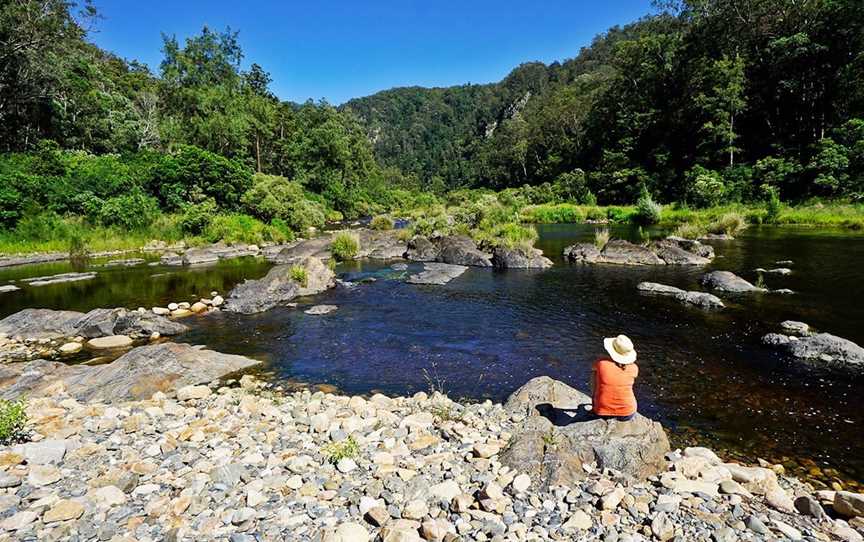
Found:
1,225 -> 863,487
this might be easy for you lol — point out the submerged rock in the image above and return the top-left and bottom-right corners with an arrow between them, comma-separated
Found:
700,271 -> 765,293
0,343 -> 260,402
304,305 -> 338,315
21,272 -> 97,287
223,257 -> 335,314
491,246 -> 553,269
406,263 -> 467,285
500,376 -> 670,488
637,282 -> 725,309
0,307 -> 186,341
762,332 -> 864,369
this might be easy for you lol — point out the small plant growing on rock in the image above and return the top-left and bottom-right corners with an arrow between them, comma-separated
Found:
289,265 -> 308,287
0,398 -> 28,445
672,221 -> 707,239
323,435 -> 359,465
593,227 -> 610,248
330,232 -> 360,261
370,215 -> 394,230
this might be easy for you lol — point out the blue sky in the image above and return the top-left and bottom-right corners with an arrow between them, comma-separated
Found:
88,1 -> 655,104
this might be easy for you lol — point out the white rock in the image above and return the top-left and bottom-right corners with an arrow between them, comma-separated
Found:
87,335 -> 133,349
511,474 -> 531,493
176,385 -> 211,401
152,307 -> 170,315
58,342 -> 82,354
94,485 -> 127,507
337,458 -> 358,473
327,522 -> 369,542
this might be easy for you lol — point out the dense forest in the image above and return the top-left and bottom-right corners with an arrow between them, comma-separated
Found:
345,0 -> 864,204
0,0 -> 863,250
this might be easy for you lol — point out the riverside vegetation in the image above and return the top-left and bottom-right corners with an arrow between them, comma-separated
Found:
2,1 -> 864,258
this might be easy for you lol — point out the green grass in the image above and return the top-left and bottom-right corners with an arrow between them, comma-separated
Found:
0,212 -> 295,256
322,435 -> 360,465
594,227 -> 610,248
289,265 -> 308,286
369,215 -> 395,230
0,398 -> 28,445
521,203 -> 586,224
330,231 -> 360,261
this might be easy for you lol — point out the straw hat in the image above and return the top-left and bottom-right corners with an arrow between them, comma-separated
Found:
603,334 -> 637,365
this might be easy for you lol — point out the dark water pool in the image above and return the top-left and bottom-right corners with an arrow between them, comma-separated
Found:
2,225 -> 864,486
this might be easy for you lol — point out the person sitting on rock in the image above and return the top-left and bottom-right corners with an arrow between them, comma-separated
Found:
591,334 -> 638,421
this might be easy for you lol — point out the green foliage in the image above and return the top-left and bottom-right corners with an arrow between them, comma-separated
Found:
180,199 -> 217,235
521,204 -> 585,224
150,145 -> 252,210
632,187 -> 662,225
0,398 -> 28,445
606,207 -> 630,223
685,166 -> 727,208
322,436 -> 360,465
203,214 -> 289,245
98,189 -> 160,230
330,232 -> 360,261
369,215 -> 394,230
594,227 -> 610,248
707,212 -> 746,236
289,265 -> 308,287
478,223 -> 538,251
763,185 -> 782,224
241,173 -> 326,232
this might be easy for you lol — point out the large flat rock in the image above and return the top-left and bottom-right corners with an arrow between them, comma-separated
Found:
500,376 -> 669,489
0,343 -> 261,402
701,271 -> 765,293
0,308 -> 187,341
762,332 -> 864,369
406,263 -> 467,285
564,239 -> 713,266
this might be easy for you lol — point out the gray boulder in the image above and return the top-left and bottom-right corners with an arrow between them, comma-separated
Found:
405,236 -> 440,262
269,236 -> 332,264
0,343 -> 260,402
701,271 -> 765,293
436,235 -> 492,267
651,240 -> 711,265
356,230 -> 407,260
636,282 -> 724,309
491,247 -> 553,269
563,243 -> 602,263
599,240 -> 665,265
664,236 -> 715,259
500,376 -> 670,489
0,308 -> 186,341
182,247 -> 219,265
763,332 -> 864,369
160,252 -> 183,266
780,320 -> 811,336
406,263 -> 467,285
223,257 -> 334,314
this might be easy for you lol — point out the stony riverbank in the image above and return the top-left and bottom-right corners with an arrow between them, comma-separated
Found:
1,376 -> 862,542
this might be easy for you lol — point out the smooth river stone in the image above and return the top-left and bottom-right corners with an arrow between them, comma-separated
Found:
87,335 -> 133,349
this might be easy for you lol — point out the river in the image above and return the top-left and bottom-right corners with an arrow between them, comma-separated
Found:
1,224 -> 863,488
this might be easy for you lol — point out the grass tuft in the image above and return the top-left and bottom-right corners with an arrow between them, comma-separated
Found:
330,231 -> 360,261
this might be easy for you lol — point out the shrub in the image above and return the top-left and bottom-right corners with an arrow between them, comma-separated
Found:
99,188 -> 160,230
552,169 -> 589,202
585,206 -> 605,221
180,199 -> 217,235
204,214 -> 290,245
707,212 -> 746,236
14,212 -> 68,241
322,436 -> 359,465
330,231 -> 360,261
289,265 -> 308,287
370,215 -> 394,230
672,221 -> 707,239
632,188 -> 662,225
594,227 -> 610,248
606,207 -> 630,223
684,166 -> 726,208
487,223 -> 538,250
0,398 -> 27,445
242,174 -> 326,232
763,184 -> 782,224
326,210 -> 344,222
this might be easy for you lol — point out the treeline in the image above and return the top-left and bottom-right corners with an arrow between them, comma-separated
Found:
0,0 -> 405,240
345,0 -> 864,204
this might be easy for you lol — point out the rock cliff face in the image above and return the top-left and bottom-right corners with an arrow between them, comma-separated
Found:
500,377 -> 670,489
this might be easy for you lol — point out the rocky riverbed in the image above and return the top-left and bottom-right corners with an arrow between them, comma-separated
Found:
1,374 -> 863,541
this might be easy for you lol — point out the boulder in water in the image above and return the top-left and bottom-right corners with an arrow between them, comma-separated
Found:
637,282 -> 724,309
223,257 -> 334,314
564,239 -> 709,266
405,236 -> 440,262
598,240 -> 664,265
563,243 -> 602,263
0,343 -> 260,402
436,235 -> 492,267
700,271 -> 765,293
499,376 -> 670,489
491,246 -> 553,269
762,332 -> 864,369
650,240 -> 711,265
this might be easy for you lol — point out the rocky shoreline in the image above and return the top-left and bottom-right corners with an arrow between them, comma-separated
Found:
0,374 -> 862,541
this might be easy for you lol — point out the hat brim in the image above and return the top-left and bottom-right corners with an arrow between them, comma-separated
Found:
604,337 -> 637,364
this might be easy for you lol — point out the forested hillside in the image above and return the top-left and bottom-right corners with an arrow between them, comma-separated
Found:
345,0 -> 864,204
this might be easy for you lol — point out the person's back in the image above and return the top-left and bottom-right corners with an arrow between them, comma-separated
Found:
592,359 -> 638,417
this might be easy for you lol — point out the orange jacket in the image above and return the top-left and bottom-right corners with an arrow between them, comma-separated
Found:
592,359 -> 638,416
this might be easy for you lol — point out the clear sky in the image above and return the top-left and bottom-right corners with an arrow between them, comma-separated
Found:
88,0 -> 656,104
